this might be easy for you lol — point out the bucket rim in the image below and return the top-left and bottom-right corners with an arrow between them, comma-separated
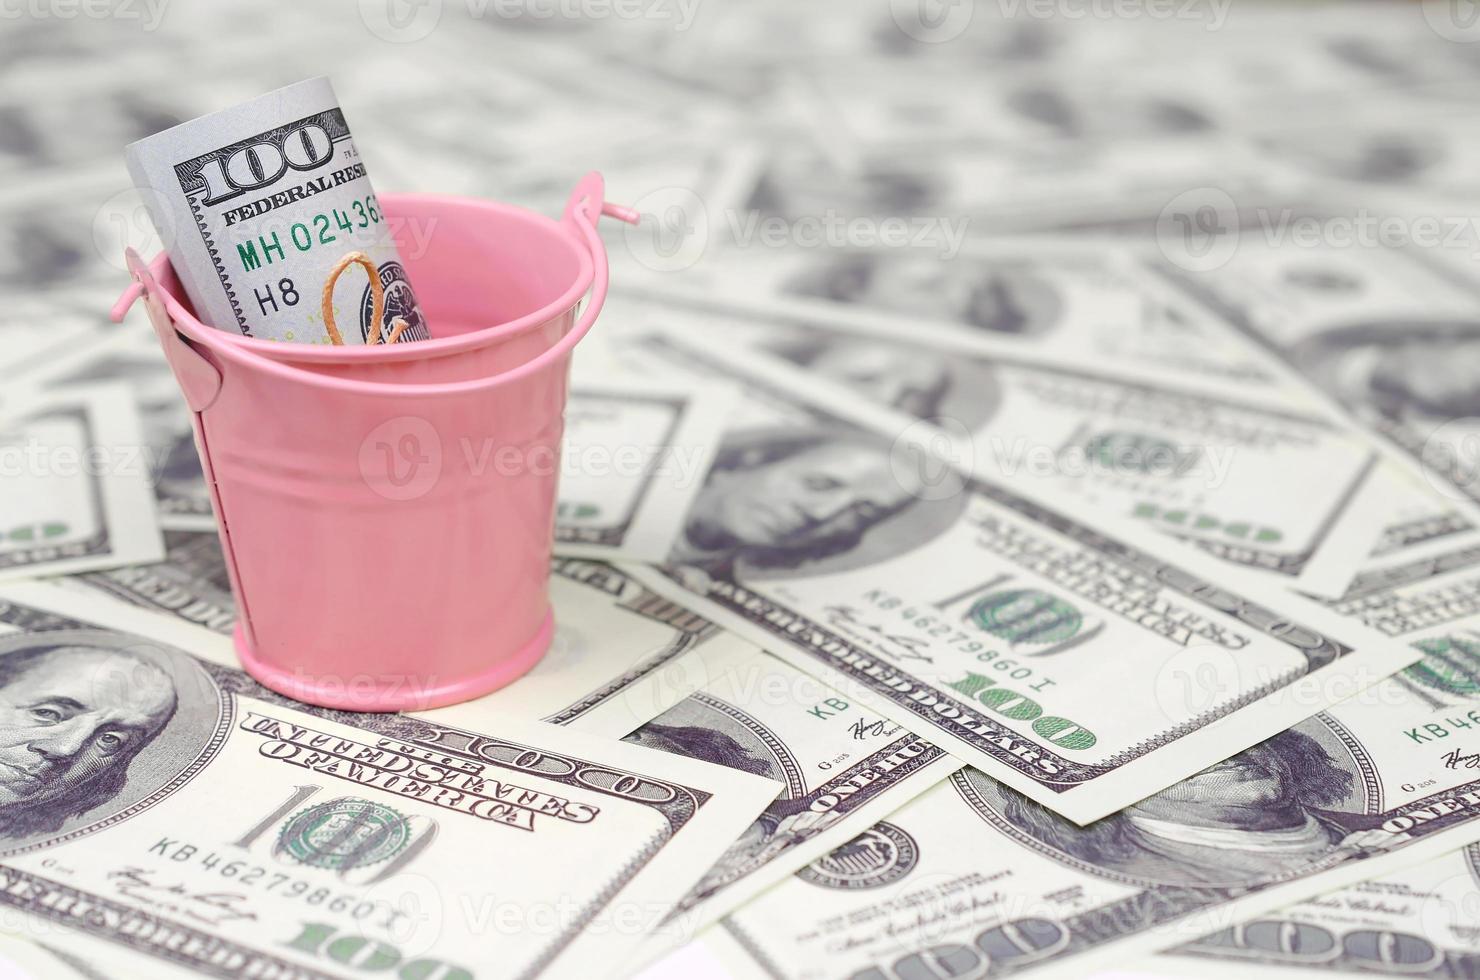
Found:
120,177 -> 624,399
141,191 -> 595,363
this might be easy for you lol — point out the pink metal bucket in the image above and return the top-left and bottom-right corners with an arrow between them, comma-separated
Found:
111,174 -> 638,712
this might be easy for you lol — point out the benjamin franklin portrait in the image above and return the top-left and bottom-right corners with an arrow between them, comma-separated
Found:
748,150 -> 941,226
1261,128 -> 1445,187
0,629 -> 223,848
968,727 -> 1359,888
625,695 -> 799,898
668,426 -> 939,578
782,254 -> 1063,337
759,334 -> 1004,429
1003,85 -> 1213,141
1287,318 -> 1480,429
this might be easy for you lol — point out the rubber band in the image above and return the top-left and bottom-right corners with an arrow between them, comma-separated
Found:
320,251 -> 409,345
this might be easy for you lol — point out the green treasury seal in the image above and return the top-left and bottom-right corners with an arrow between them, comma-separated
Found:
278,798 -> 411,871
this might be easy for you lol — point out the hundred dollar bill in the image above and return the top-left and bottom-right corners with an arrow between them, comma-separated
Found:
712,714 -> 1480,980
716,137 -> 1287,242
703,520 -> 1480,980
1354,462 -> 1480,564
715,680 -> 1480,980
68,529 -> 236,634
797,61 -> 1239,150
1146,239 -> 1480,526
620,643 -> 955,945
0,383 -> 163,583
126,76 -> 429,344
59,536 -> 769,740
612,334 -> 1417,824
1141,842 -> 1480,979
626,242 -> 1303,403
1324,544 -> 1480,662
631,304 -> 1386,597
0,928 -> 110,980
1299,458 -> 1480,568
16,311 -> 213,529
0,579 -> 779,979
555,376 -> 735,562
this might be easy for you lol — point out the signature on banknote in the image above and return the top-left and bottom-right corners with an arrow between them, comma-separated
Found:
1442,746 -> 1480,770
108,867 -> 256,927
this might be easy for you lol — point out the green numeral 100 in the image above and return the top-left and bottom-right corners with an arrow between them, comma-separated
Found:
285,922 -> 472,980
946,672 -> 1096,750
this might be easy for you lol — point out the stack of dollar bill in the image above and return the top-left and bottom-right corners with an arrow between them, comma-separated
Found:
6,2 -> 1480,978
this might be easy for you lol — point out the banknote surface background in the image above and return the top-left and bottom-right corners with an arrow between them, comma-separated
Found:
12,3 -> 1480,980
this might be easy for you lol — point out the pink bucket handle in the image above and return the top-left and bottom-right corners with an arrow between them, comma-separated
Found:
112,173 -> 637,399
563,170 -> 639,228
122,248 -> 225,412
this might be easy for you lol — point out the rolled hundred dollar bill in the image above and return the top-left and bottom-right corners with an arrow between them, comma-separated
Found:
126,76 -> 429,345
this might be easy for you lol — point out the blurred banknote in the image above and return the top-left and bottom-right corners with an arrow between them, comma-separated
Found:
556,378 -> 735,563
615,335 -> 1417,824
634,304 -> 1387,597
0,383 -> 163,582
623,643 -> 954,946
700,503 -> 1480,978
1149,238 -> 1480,529
1145,841 -> 1480,979
0,580 -> 779,979
714,703 -> 1480,980
627,244 -> 1299,402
